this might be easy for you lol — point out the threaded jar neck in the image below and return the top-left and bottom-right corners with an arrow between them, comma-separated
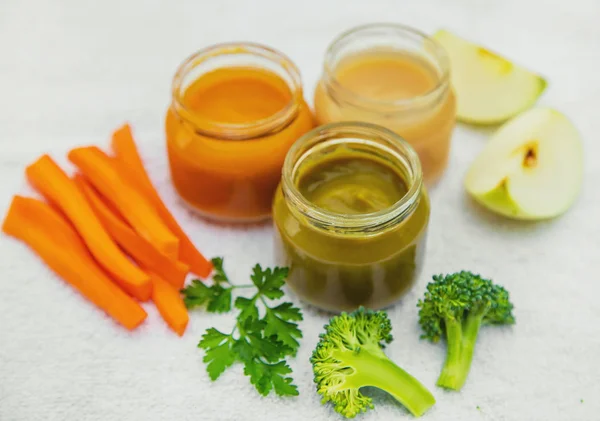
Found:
322,23 -> 451,115
171,42 -> 303,140
282,122 -> 423,235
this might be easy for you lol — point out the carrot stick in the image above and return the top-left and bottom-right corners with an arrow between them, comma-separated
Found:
2,196 -> 147,330
68,146 -> 180,260
148,271 -> 189,336
25,155 -> 151,301
111,124 -> 212,278
75,174 -> 189,289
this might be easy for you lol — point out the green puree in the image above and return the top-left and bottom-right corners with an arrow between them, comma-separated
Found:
297,157 -> 408,214
273,152 -> 430,312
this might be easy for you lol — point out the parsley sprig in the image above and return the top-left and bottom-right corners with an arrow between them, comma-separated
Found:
182,257 -> 303,397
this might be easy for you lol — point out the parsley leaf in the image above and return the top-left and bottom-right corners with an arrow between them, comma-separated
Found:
268,361 -> 299,396
206,286 -> 232,313
247,331 -> 288,363
185,258 -> 303,397
243,359 -> 299,397
182,280 -> 233,313
210,257 -> 230,284
252,265 -> 287,299
231,338 -> 254,361
181,280 -> 213,308
198,328 -> 237,380
181,258 -> 234,313
264,308 -> 303,352
198,327 -> 230,348
235,296 -> 259,323
269,302 -> 303,321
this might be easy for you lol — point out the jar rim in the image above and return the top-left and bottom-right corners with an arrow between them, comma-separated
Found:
171,42 -> 304,140
323,23 -> 451,111
282,121 -> 423,234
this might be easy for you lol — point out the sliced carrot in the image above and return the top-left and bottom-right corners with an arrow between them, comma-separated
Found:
25,155 -> 151,301
75,174 -> 189,289
68,146 -> 180,260
148,271 -> 189,336
2,196 -> 147,330
111,124 -> 212,277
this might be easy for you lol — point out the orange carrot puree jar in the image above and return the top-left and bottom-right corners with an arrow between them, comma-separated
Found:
314,24 -> 456,184
166,43 -> 314,222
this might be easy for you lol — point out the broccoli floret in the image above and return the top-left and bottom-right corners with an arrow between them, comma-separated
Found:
311,307 -> 436,418
418,271 -> 515,390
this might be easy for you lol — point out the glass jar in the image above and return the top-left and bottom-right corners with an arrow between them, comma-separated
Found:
314,23 -> 456,185
166,43 -> 314,223
273,122 -> 430,312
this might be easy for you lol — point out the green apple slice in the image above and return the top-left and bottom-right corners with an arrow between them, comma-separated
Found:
465,108 -> 583,220
434,29 -> 547,124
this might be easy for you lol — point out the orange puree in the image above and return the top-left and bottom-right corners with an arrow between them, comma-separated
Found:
166,60 -> 313,222
335,51 -> 437,101
183,68 -> 292,124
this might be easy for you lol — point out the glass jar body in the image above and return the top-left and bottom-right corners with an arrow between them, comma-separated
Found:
272,121 -> 430,313
273,184 -> 429,312
313,24 -> 456,184
166,102 -> 313,222
166,43 -> 314,223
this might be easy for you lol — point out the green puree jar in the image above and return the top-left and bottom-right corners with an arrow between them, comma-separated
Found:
272,122 -> 430,312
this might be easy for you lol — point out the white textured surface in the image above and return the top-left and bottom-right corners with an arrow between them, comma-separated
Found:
1,1 -> 600,420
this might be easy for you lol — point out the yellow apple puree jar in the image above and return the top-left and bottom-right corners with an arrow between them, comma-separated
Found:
166,43 -> 314,223
273,122 -> 430,312
314,23 -> 456,184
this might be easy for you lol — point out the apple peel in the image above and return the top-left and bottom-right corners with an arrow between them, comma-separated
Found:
434,29 -> 547,124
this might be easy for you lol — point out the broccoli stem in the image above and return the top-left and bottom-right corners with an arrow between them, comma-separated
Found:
333,349 -> 436,417
437,313 -> 484,390
437,318 -> 463,389
455,311 -> 483,389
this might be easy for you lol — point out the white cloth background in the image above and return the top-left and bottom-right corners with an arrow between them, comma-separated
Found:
1,0 -> 599,420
